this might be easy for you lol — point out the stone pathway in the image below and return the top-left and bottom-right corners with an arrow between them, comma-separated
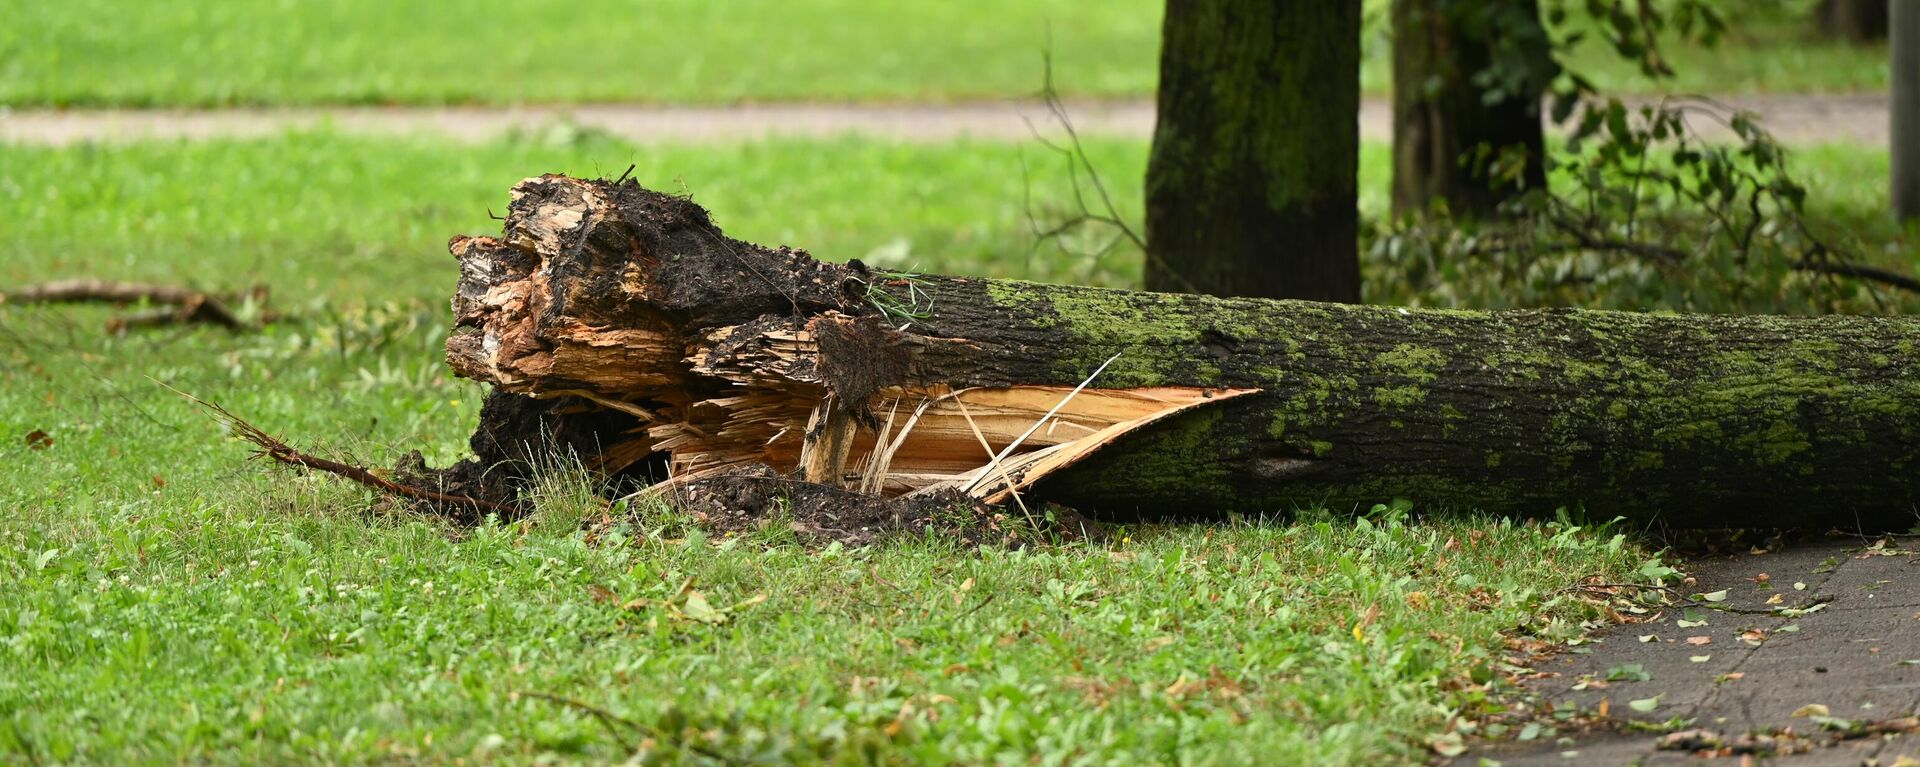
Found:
1465,536 -> 1920,766
0,94 -> 1891,146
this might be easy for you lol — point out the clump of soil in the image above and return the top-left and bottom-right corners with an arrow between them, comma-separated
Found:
665,464 -> 1103,548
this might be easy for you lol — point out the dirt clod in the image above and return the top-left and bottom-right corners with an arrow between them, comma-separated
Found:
665,464 -> 1102,547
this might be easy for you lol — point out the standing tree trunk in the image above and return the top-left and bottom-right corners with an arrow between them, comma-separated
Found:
1896,0 -> 1920,221
1391,0 -> 1552,218
1145,0 -> 1361,302
1817,0 -> 1891,42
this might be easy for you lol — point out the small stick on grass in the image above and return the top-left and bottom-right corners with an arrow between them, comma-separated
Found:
157,381 -> 508,516
517,691 -> 746,764
2,279 -> 274,332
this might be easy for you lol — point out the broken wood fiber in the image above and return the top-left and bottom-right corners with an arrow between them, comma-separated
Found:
446,174 -> 1920,528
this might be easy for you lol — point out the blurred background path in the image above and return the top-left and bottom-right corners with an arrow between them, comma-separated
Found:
0,94 -> 1891,146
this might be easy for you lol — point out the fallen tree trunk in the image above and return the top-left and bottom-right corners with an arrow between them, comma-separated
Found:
443,175 -> 1920,528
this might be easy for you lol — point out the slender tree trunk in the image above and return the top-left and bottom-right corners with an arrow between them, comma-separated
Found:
1817,0 -> 1891,42
1144,0 -> 1361,302
1896,0 -> 1920,221
444,176 -> 1920,530
1391,0 -> 1551,218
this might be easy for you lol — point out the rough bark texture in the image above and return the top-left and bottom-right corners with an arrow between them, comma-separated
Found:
1391,0 -> 1550,218
1817,0 -> 1890,41
1897,0 -> 1920,221
448,176 -> 1920,529
1144,0 -> 1361,302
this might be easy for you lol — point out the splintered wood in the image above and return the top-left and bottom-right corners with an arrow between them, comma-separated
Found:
619,317 -> 1256,502
443,176 -> 1256,504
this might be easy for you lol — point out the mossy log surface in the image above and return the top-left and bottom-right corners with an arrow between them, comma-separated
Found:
447,175 -> 1920,528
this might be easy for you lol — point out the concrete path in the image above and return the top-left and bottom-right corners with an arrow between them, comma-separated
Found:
1466,536 -> 1920,766
0,94 -> 1891,146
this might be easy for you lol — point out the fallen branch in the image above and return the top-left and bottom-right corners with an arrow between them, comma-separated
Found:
159,382 -> 509,517
2,279 -> 273,332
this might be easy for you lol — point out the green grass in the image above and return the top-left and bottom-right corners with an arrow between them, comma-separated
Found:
0,133 -> 1674,763
0,133 -> 1157,297
0,486 -> 1654,764
0,0 -> 1888,108
0,132 -> 1901,301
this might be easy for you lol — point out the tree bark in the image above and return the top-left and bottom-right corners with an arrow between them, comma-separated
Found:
448,176 -> 1920,529
1391,0 -> 1551,218
1144,0 -> 1361,302
1817,0 -> 1890,42
1896,0 -> 1920,221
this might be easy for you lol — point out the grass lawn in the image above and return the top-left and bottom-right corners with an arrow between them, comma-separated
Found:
0,0 -> 1888,108
0,134 -> 1686,764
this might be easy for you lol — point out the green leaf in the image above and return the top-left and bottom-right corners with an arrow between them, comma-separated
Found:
1629,696 -> 1661,713
680,590 -> 724,624
1779,603 -> 1827,618
1697,590 -> 1728,603
1792,703 -> 1830,718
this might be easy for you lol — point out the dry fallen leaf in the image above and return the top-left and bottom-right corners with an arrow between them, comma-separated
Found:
1766,593 -> 1783,605
1686,636 -> 1712,646
25,429 -> 51,450
1793,703 -> 1831,718
1429,732 -> 1467,757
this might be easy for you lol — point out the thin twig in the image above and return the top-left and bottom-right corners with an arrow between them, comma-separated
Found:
518,690 -> 750,764
960,592 -> 999,618
517,691 -> 636,753
156,380 -> 509,516
1021,50 -> 1202,294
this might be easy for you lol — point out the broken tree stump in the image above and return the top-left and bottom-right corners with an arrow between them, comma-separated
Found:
443,175 -> 1920,528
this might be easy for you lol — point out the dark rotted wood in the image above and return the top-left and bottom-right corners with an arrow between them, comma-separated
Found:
447,176 -> 1920,528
